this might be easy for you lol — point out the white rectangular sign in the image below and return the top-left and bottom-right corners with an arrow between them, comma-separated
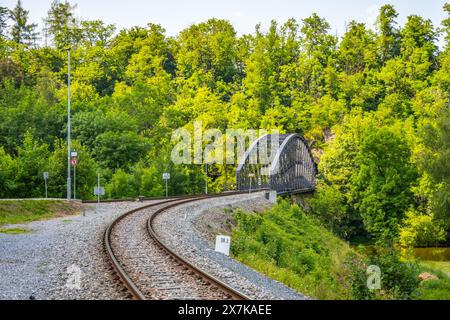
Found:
163,173 -> 170,180
215,235 -> 231,256
94,187 -> 105,196
43,172 -> 49,180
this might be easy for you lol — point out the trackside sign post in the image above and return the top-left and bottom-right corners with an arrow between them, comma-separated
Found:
163,173 -> 170,197
215,235 -> 231,256
94,173 -> 105,207
43,172 -> 49,198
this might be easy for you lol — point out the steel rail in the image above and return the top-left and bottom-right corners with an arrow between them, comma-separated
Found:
104,191 -> 258,300
147,196 -> 251,300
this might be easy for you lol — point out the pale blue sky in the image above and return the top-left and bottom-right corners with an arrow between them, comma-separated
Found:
2,0 -> 448,45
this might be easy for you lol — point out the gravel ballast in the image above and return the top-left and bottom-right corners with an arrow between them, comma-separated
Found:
1,193 -> 308,300
0,201 -> 158,300
152,192 -> 308,300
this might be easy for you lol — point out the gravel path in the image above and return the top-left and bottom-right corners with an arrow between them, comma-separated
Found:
0,201 -> 159,300
152,192 -> 308,300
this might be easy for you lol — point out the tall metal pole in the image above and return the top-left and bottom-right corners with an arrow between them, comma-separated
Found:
165,179 -> 168,197
97,173 -> 100,204
205,163 -> 208,194
73,165 -> 76,200
67,48 -> 71,200
45,179 -> 48,198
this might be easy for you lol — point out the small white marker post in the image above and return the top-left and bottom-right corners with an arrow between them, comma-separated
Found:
97,173 -> 100,204
215,235 -> 231,256
163,173 -> 170,197
43,172 -> 49,198
94,173 -> 105,213
248,173 -> 255,193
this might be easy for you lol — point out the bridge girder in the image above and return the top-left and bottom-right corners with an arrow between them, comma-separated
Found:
236,133 -> 317,194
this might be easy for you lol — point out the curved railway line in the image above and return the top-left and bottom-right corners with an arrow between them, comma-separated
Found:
104,193 -> 251,300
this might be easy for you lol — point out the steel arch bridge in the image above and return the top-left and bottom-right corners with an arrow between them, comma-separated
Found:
236,133 -> 317,195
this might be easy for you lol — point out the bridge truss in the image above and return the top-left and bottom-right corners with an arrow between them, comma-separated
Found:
236,133 -> 317,195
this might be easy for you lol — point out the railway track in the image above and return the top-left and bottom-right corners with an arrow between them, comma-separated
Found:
104,193 -> 251,300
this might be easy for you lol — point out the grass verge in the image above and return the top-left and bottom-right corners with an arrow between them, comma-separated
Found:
230,200 -> 356,299
0,227 -> 30,234
414,261 -> 450,300
0,200 -> 83,226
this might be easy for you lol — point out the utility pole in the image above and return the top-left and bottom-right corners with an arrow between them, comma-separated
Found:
67,48 -> 71,200
71,150 -> 78,200
163,173 -> 170,197
205,163 -> 208,194
73,163 -> 76,199
43,172 -> 49,199
97,173 -> 100,205
165,178 -> 168,197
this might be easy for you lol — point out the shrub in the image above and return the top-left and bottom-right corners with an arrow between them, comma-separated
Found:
399,210 -> 447,247
347,247 -> 420,300
231,200 -> 354,299
106,169 -> 137,198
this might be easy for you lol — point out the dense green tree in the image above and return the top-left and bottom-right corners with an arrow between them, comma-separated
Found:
9,0 -> 38,46
443,3 -> 450,50
376,5 -> 400,64
80,20 -> 115,47
13,132 -> 50,197
339,21 -> 377,74
400,210 -> 447,247
0,6 -> 9,37
355,126 -> 417,242
0,146 -> 15,196
0,2 -> 448,250
72,109 -> 138,150
106,168 -> 137,198
420,108 -> 450,230
176,18 -> 238,85
93,131 -> 149,170
44,0 -> 80,49
47,139 -> 98,199
301,13 -> 336,65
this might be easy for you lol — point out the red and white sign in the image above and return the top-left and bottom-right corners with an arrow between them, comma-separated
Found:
71,158 -> 77,166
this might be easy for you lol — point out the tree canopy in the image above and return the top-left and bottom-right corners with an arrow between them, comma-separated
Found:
0,1 -> 449,245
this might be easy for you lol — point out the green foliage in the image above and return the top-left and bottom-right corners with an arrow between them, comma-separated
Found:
414,262 -> 450,300
355,126 -> 417,242
47,139 -> 98,199
0,7 -> 8,37
347,247 -> 420,300
9,0 -> 38,46
0,2 -> 448,252
419,108 -> 450,231
313,109 -> 421,243
399,210 -> 447,247
231,201 -> 355,299
106,168 -> 137,198
13,132 -> 50,197
0,1 -> 448,302
376,5 -> 400,63
0,147 -> 15,196
308,183 -> 347,236
44,0 -> 79,49
416,277 -> 450,300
